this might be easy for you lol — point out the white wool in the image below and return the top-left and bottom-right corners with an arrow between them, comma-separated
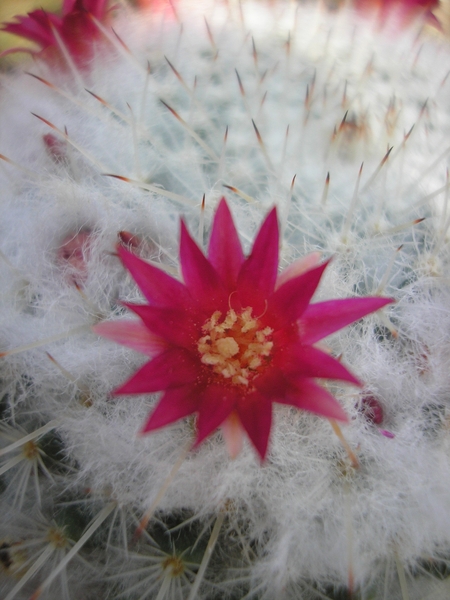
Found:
1,1 -> 450,598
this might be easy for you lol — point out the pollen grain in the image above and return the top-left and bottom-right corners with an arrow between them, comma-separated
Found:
197,307 -> 273,386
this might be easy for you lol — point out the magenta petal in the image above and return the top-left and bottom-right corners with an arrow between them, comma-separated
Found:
276,252 -> 322,289
208,198 -> 244,289
122,303 -> 199,348
114,348 -> 198,395
180,221 -> 227,313
88,0 -> 109,18
237,208 -> 279,310
93,320 -> 166,357
25,10 -> 61,31
141,386 -> 199,432
3,13 -> 57,47
283,379 -> 348,422
65,0 -> 108,18
269,260 -> 330,328
279,344 -> 360,385
300,297 -> 393,345
253,367 -> 289,399
62,0 -> 77,14
237,392 -> 272,461
118,246 -> 193,309
194,385 -> 238,447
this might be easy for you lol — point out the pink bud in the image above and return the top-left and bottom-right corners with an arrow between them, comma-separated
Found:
359,394 -> 395,438
118,231 -> 141,250
360,395 -> 384,425
43,134 -> 67,163
57,230 -> 92,286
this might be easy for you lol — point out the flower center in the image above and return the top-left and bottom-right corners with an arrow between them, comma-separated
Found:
197,307 -> 273,386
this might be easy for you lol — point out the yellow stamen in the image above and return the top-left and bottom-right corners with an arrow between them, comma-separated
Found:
198,307 -> 273,387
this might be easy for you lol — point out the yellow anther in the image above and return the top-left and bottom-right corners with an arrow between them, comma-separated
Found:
198,307 -> 273,387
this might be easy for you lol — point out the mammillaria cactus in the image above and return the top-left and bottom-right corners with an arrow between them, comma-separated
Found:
1,0 -> 450,598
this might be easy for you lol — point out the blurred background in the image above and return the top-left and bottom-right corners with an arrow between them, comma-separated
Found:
0,0 -> 60,65
0,0 -> 449,69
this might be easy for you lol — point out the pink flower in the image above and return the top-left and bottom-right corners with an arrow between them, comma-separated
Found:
353,0 -> 440,30
2,1 -> 110,67
94,199 -> 392,460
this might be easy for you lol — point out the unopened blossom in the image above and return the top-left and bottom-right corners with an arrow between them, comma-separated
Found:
95,199 -> 391,460
57,230 -> 93,286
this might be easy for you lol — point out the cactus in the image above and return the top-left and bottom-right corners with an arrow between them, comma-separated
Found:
1,1 -> 450,598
